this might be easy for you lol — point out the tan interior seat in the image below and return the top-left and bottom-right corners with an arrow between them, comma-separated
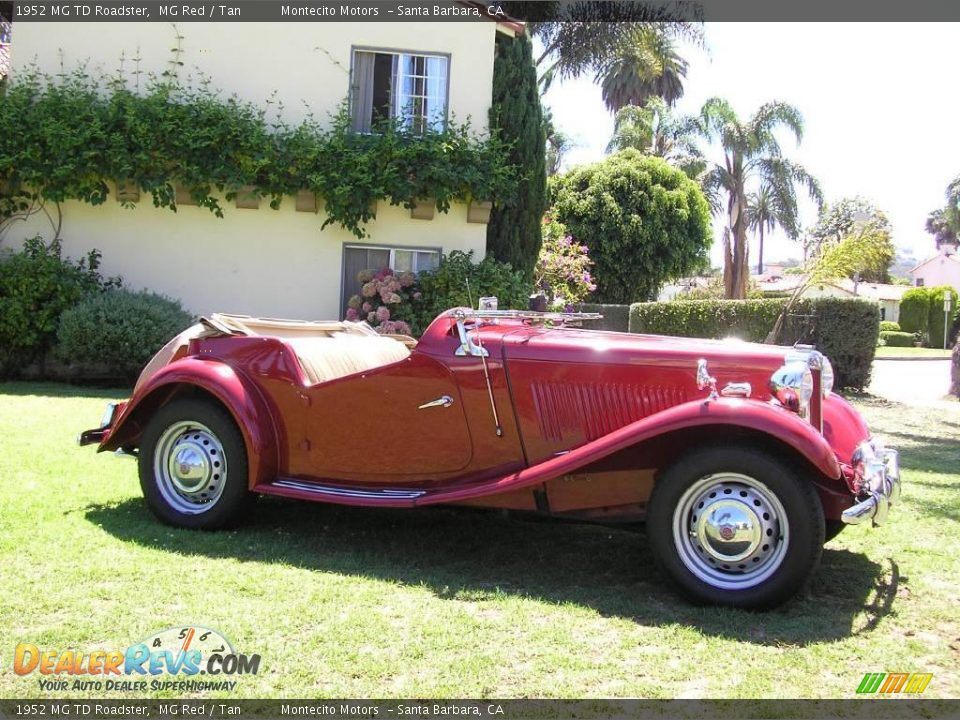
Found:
286,334 -> 411,385
208,313 -> 412,385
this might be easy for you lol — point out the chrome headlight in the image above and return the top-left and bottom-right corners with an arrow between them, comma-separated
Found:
820,357 -> 834,396
770,362 -> 814,415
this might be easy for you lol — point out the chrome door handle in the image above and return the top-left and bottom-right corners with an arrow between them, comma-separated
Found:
418,395 -> 454,409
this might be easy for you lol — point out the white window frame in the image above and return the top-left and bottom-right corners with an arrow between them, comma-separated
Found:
350,47 -> 451,134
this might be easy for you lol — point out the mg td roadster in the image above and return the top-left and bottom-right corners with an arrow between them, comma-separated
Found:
79,308 -> 899,609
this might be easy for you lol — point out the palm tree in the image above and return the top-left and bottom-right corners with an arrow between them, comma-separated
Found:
699,98 -> 823,299
606,98 -> 704,179
527,15 -> 700,91
599,29 -> 688,113
746,184 -> 780,275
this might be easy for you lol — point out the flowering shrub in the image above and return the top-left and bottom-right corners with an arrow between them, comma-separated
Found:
534,217 -> 596,311
345,268 -> 416,335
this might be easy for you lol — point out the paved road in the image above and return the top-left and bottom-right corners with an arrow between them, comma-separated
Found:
868,359 -> 952,404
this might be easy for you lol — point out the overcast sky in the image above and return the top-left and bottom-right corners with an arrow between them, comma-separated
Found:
542,22 -> 960,269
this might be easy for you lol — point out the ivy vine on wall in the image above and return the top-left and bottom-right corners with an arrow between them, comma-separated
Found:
0,62 -> 517,238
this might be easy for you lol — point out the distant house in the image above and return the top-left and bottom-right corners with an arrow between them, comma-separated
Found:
756,276 -> 908,323
910,242 -> 960,295
5,12 -> 523,320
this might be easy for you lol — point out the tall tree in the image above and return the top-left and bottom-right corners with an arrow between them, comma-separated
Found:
550,150 -> 712,304
746,184 -> 778,275
699,98 -> 823,299
542,106 -> 571,177
807,197 -> 893,283
606,97 -> 704,179
486,32 -> 547,279
926,208 -> 958,248
599,29 -> 688,112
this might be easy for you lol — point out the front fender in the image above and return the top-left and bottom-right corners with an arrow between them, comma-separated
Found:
100,358 -> 278,489
420,397 -> 840,506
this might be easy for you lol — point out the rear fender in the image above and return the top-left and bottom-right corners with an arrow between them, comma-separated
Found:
100,358 -> 278,489
420,397 -> 841,505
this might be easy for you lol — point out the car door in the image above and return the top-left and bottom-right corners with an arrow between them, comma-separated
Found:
302,351 -> 473,481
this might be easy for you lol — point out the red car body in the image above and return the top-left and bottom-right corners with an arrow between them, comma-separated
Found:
80,309 -> 899,608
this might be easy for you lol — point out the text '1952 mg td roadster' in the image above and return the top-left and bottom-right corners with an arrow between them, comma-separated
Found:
79,308 -> 899,609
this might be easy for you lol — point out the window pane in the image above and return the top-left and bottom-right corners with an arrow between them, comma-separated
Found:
416,251 -> 440,273
393,250 -> 414,272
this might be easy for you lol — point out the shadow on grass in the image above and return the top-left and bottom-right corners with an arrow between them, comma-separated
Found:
85,497 -> 896,647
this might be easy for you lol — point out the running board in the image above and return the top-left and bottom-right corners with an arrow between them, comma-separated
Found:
255,478 -> 427,507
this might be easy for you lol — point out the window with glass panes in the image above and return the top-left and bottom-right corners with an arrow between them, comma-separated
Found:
341,245 -> 441,315
350,49 -> 449,134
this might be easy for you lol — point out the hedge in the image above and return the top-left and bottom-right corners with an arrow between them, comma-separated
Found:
927,286 -> 959,349
629,297 -> 879,389
576,303 -> 630,332
56,289 -> 194,381
628,299 -> 787,343
879,321 -> 901,332
879,331 -> 914,347
898,288 -> 929,335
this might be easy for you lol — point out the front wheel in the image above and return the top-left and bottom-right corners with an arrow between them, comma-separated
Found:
647,446 -> 824,610
139,398 -> 252,530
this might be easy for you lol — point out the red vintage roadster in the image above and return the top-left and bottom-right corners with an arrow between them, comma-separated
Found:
79,308 -> 899,609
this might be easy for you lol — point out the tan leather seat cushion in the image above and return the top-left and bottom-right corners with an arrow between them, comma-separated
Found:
286,334 -> 411,385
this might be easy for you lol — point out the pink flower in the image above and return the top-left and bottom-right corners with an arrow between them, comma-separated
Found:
345,308 -> 360,321
412,291 -> 422,300
367,311 -> 377,323
361,302 -> 372,313
376,306 -> 391,322
361,281 -> 377,298
357,269 -> 375,284
347,295 -> 362,310
398,271 -> 416,288
387,292 -> 402,304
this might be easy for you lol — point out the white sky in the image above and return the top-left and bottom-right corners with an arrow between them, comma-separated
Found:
542,22 -> 960,269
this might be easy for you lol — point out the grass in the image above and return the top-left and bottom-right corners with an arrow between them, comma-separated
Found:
1,381 -> 959,700
874,346 -> 952,358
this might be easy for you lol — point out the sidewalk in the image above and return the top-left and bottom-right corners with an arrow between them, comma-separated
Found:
868,359 -> 953,404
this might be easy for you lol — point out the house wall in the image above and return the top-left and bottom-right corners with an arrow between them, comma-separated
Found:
911,255 -> 960,295
798,283 -> 896,322
6,21 -> 497,319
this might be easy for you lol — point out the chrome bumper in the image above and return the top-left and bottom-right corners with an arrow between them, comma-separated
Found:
76,402 -> 119,447
841,441 -> 900,527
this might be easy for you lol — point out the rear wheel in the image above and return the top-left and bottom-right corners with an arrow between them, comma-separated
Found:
139,398 -> 251,529
647,446 -> 824,609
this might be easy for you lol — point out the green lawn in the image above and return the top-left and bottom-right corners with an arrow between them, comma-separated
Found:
874,346 -> 953,358
1,382 -> 958,699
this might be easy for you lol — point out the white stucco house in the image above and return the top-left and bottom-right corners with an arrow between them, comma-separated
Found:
4,11 -> 522,319
756,276 -> 908,323
910,242 -> 960,295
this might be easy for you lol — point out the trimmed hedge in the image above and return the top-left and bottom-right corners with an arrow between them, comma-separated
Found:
628,299 -> 787,342
576,303 -> 630,332
629,297 -> 879,389
56,289 -> 193,380
879,331 -> 914,347
898,286 -> 960,347
879,321 -> 901,332
899,288 -> 930,335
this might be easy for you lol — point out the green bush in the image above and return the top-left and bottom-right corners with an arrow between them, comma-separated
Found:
549,150 -> 712,303
409,251 -> 528,334
628,297 -> 879,389
926,286 -> 960,349
629,299 -> 787,342
56,289 -> 193,380
576,303 -> 630,332
879,320 -> 901,332
899,288 -> 930,335
879,331 -> 914,347
0,236 -> 116,377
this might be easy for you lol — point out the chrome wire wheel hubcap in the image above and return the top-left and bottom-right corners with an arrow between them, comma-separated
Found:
154,421 -> 227,514
673,473 -> 789,590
